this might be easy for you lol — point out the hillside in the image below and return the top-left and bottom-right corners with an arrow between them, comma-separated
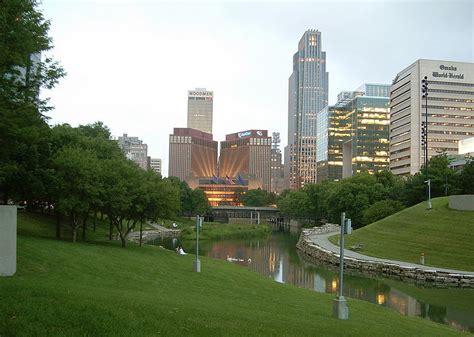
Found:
0,212 -> 464,336
334,197 -> 474,271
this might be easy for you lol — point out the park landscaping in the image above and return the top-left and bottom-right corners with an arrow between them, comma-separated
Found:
180,222 -> 272,241
0,212 -> 467,336
329,197 -> 474,272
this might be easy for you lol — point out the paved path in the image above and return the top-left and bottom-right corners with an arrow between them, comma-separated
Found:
308,230 -> 474,275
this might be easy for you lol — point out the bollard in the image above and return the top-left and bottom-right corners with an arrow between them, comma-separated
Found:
420,252 -> 425,265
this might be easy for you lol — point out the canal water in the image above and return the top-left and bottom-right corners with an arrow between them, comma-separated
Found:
151,231 -> 474,333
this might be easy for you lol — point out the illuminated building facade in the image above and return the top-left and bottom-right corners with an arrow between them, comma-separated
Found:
187,88 -> 213,134
390,59 -> 474,175
219,130 -> 272,192
317,85 -> 390,181
285,29 -> 329,189
168,128 -> 217,181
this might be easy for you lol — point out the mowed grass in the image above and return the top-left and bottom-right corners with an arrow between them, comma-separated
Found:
0,213 -> 467,336
329,197 -> 474,271
181,223 -> 271,241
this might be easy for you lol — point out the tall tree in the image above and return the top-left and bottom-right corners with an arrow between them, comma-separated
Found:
0,0 -> 65,204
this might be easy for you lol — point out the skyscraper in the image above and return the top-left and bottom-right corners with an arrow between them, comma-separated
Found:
187,88 -> 213,134
219,130 -> 272,192
317,84 -> 390,182
271,132 -> 285,194
168,128 -> 218,181
389,59 -> 474,175
285,29 -> 329,189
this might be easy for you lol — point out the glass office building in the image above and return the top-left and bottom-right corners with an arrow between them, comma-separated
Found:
317,86 -> 390,182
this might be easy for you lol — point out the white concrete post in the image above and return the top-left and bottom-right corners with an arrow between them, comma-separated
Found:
0,206 -> 17,276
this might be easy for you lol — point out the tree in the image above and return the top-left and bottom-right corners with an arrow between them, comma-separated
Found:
0,0 -> 65,204
52,147 -> 100,242
277,190 -> 310,217
456,160 -> 474,194
362,200 -> 405,225
191,188 -> 211,215
242,188 -> 268,207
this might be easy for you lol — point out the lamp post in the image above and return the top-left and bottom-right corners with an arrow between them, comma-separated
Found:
421,76 -> 432,210
193,215 -> 202,272
333,212 -> 349,320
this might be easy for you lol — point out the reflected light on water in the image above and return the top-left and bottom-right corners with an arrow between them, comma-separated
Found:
331,279 -> 338,293
376,293 -> 386,305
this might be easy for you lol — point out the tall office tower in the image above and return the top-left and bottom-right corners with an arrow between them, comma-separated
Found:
271,132 -> 285,194
285,29 -> 329,189
390,60 -> 474,175
187,88 -> 213,134
150,158 -> 162,175
117,134 -> 148,170
219,130 -> 272,191
316,84 -> 390,182
168,128 -> 218,181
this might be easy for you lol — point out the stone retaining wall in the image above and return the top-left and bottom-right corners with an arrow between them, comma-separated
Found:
296,227 -> 474,288
449,194 -> 474,211
128,229 -> 180,243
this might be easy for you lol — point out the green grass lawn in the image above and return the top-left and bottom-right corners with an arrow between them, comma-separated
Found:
181,222 -> 271,241
329,197 -> 474,271
0,212 -> 467,336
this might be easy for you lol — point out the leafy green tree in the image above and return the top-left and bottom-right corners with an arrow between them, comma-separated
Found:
242,188 -> 268,207
456,160 -> 474,194
52,147 -> 100,242
362,199 -> 405,225
0,0 -> 65,204
191,188 -> 211,215
277,190 -> 310,217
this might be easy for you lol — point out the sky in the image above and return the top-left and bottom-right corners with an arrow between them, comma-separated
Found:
42,0 -> 474,176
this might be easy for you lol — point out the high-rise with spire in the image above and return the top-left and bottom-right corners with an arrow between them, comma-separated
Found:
285,29 -> 328,189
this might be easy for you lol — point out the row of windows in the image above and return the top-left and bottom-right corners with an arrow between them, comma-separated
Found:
428,80 -> 474,87
429,130 -> 474,136
422,105 -> 474,112
424,113 -> 474,119
429,122 -> 473,127
428,96 -> 474,103
429,89 -> 474,95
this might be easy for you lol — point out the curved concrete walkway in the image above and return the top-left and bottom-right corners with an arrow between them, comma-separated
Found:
308,230 -> 474,276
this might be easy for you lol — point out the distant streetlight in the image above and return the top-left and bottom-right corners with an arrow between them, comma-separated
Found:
193,215 -> 202,272
333,212 -> 349,320
421,76 -> 432,209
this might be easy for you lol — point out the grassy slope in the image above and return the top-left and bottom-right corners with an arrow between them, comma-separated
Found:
329,197 -> 474,271
0,213 -> 466,337
181,223 -> 271,241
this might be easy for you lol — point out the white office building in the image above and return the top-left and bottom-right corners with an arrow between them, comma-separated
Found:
389,59 -> 474,175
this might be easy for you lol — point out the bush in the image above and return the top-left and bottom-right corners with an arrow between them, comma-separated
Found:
362,200 -> 405,225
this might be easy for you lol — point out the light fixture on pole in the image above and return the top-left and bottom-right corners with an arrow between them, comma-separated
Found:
421,76 -> 432,210
193,215 -> 202,272
333,212 -> 349,320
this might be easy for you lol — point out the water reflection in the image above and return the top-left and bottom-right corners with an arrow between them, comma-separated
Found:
151,232 -> 474,333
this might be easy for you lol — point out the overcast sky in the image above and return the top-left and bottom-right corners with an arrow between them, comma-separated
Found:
42,0 -> 473,176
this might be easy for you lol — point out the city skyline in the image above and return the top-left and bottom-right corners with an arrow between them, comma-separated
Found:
41,1 -> 473,176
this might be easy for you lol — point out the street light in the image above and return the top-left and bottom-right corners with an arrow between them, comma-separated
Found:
333,212 -> 349,320
193,215 -> 202,272
421,76 -> 432,210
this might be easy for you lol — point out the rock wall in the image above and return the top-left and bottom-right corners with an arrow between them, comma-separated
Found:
297,228 -> 474,288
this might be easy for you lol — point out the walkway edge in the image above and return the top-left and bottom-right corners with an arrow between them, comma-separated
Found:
296,227 -> 474,289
